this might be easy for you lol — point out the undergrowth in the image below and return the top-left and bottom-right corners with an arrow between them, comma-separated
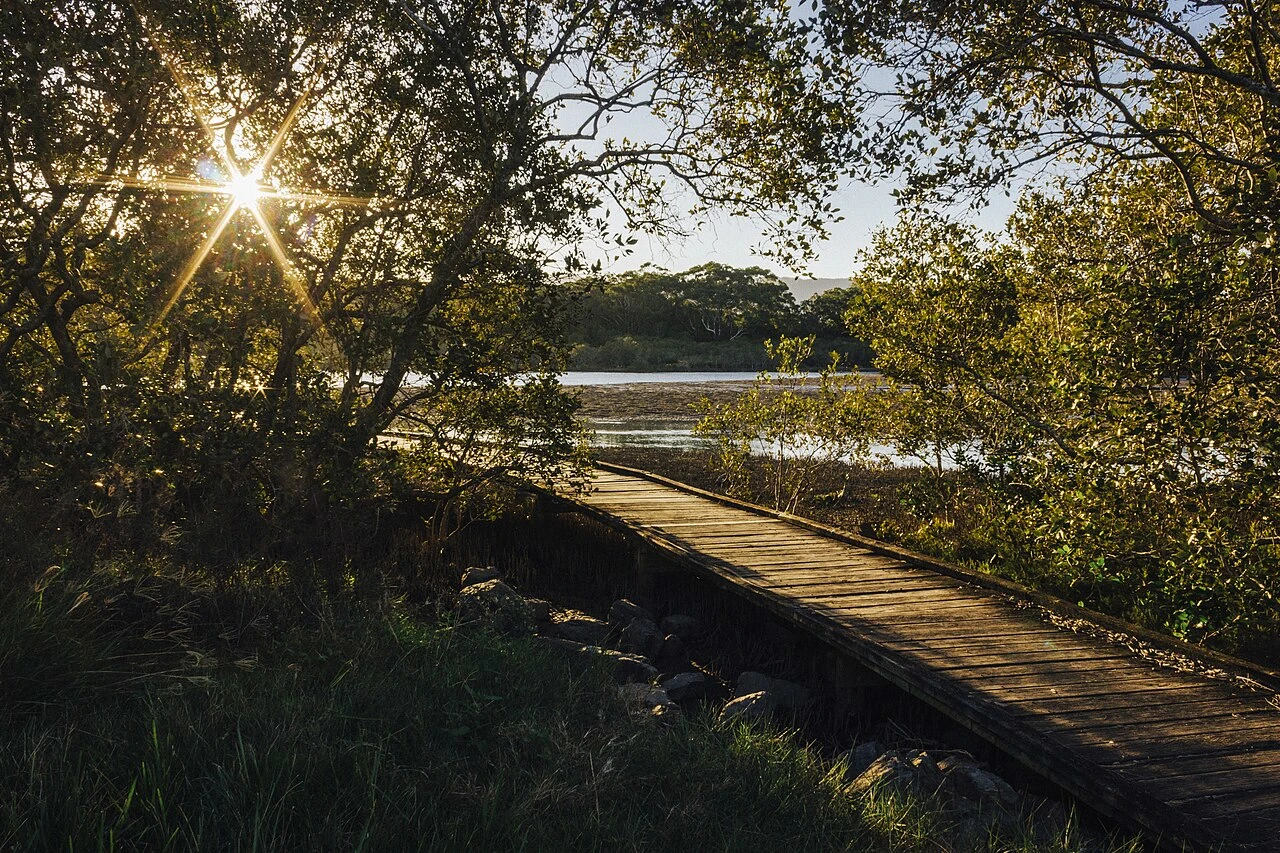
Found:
0,503 -> 1140,851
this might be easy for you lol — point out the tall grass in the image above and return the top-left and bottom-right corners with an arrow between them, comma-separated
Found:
0,575 -> 1139,852
0,505 -> 1141,852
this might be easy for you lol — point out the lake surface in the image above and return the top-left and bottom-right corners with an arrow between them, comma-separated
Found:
560,371 -> 764,385
575,372 -> 960,468
587,416 -> 954,468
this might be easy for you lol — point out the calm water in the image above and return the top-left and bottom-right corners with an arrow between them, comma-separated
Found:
559,371 -> 764,385
586,416 -> 954,468
575,372 -> 960,469
398,370 -> 861,387
559,370 -> 873,385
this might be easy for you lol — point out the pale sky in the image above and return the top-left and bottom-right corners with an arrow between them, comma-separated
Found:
586,179 -> 1018,282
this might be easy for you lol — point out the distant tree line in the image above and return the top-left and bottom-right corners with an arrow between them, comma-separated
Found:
569,263 -> 870,370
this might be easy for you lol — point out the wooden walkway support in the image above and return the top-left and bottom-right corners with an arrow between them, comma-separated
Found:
560,464 -> 1280,853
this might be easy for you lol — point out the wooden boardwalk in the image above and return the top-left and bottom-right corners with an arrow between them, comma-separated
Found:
564,464 -> 1280,853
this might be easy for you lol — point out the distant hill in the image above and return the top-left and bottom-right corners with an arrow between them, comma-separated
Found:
781,277 -> 849,302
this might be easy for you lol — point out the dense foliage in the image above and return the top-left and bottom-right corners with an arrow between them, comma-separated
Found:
821,0 -> 1280,226
817,0 -> 1280,657
0,0 -> 860,553
694,336 -> 885,512
686,2 -> 1280,659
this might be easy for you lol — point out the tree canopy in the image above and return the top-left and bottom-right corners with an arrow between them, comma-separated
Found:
823,0 -> 1280,232
1,0 -> 861,536
782,1 -> 1280,655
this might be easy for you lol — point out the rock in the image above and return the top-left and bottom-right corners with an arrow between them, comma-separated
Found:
532,637 -> 657,684
551,616 -> 611,646
608,598 -> 653,630
766,676 -> 812,710
719,690 -> 776,723
618,683 -> 676,715
848,750 -> 944,797
659,671 -> 709,702
734,672 -> 811,710
937,755 -> 1019,810
656,633 -> 687,666
535,636 -> 588,656
736,671 -> 773,696
909,751 -> 943,787
842,741 -> 883,780
457,579 -> 534,636
598,648 -> 660,684
460,566 -> 500,588
659,614 -> 702,640
525,597 -> 553,628
648,702 -> 681,726
619,616 -> 663,658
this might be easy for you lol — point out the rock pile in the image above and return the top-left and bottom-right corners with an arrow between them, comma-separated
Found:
839,743 -> 1043,840
455,565 -> 1059,840
455,569 -> 717,720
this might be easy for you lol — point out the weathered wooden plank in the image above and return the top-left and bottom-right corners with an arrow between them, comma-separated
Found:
590,498 -> 718,510
1169,786 -> 1280,816
817,599 -> 1009,621
666,524 -> 826,538
689,540 -> 865,556
1066,707 -> 1280,737
1017,698 -> 1270,731
646,518 -> 790,529
1051,718 -> 1280,763
904,645 -> 1135,671
822,599 -> 1012,622
1109,748 -> 1280,779
1006,685 -> 1243,714
982,678 -> 1217,704
794,587 -> 991,610
759,577 -> 964,596
875,629 -> 1091,651
710,555 -> 923,573
858,624 -> 1063,644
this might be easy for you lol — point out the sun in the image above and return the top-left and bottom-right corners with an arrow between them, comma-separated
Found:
228,171 -> 263,209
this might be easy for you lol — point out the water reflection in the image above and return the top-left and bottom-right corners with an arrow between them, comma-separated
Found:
585,417 -> 947,468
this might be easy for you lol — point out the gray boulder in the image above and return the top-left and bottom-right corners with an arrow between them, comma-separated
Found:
535,636 -> 589,657
736,671 -> 772,696
719,690 -> 777,723
457,579 -> 534,636
551,616 -> 611,646
848,750 -> 944,797
937,755 -> 1019,810
842,741 -> 883,780
659,614 -> 702,640
656,633 -> 687,667
608,598 -> 653,630
619,616 -> 663,658
524,597 -> 553,629
659,671 -> 709,702
769,677 -> 812,710
735,672 -> 812,710
533,637 -> 658,684
460,566 -> 501,588
596,647 -> 660,684
619,683 -> 676,715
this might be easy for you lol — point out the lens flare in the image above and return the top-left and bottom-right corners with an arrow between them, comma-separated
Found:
228,172 -> 263,209
115,8 -> 377,336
